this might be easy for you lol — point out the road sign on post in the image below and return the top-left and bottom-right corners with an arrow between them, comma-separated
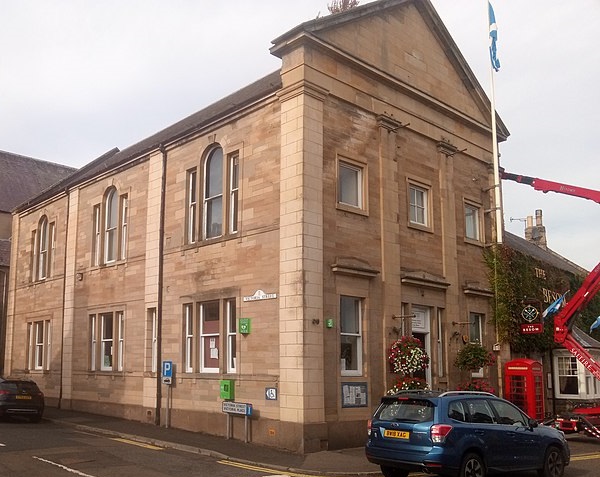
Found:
162,360 -> 173,385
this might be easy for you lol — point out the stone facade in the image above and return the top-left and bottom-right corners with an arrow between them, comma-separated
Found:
4,0 -> 508,452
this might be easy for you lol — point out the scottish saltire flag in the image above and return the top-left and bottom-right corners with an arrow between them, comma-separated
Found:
590,316 -> 600,333
488,2 -> 500,71
542,293 -> 567,320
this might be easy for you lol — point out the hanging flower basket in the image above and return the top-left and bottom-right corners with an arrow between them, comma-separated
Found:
456,379 -> 496,394
454,342 -> 496,371
387,376 -> 429,394
388,336 -> 430,375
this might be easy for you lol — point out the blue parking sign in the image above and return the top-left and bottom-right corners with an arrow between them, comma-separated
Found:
162,360 -> 173,378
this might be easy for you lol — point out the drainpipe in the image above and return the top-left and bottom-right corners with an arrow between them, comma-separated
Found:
155,144 -> 167,425
59,189 -> 71,409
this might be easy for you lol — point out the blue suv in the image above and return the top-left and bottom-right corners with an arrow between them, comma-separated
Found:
365,391 -> 569,477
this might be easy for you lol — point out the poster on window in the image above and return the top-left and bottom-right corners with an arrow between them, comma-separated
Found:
341,382 -> 368,408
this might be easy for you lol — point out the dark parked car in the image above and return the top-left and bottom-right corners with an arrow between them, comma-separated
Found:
0,377 -> 45,422
366,390 -> 569,477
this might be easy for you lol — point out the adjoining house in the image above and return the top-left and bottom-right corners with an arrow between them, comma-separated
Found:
0,150 -> 76,375
4,0 -> 510,452
504,211 -> 600,415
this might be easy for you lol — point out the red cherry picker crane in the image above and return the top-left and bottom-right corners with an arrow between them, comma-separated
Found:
501,171 -> 600,438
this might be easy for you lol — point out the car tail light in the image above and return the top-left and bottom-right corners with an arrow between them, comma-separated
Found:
430,424 -> 452,443
367,419 -> 372,436
0,390 -> 9,395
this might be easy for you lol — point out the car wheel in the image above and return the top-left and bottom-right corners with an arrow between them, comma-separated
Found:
537,446 -> 565,477
459,453 -> 486,477
380,466 -> 409,477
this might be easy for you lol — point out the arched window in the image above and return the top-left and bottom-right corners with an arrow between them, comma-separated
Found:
104,188 -> 118,263
203,147 -> 223,239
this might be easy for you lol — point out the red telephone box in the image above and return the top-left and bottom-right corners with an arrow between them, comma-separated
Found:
504,358 -> 544,421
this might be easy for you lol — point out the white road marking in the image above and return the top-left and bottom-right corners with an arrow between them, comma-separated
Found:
33,456 -> 98,477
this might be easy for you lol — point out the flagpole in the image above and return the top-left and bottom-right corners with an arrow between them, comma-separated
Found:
488,4 -> 503,245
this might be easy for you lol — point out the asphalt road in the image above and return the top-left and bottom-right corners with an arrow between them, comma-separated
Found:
1,417 -> 599,477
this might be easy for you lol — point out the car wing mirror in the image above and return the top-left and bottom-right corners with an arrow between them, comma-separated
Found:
528,418 -> 538,429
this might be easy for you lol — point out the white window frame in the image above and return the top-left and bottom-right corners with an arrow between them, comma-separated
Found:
184,304 -> 194,373
340,295 -> 363,376
465,201 -> 482,241
148,308 -> 158,373
226,298 -> 237,373
104,189 -> 118,263
117,311 -> 124,371
555,355 -> 579,397
120,195 -> 128,260
469,312 -> 484,378
90,314 -> 97,371
200,301 -> 220,373
203,147 -> 224,239
100,313 -> 114,371
337,160 -> 364,210
409,183 -> 429,227
187,169 -> 197,244
28,320 -> 51,371
229,154 -> 239,234
93,205 -> 101,266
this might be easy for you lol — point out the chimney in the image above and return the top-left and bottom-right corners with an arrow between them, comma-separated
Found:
524,209 -> 547,249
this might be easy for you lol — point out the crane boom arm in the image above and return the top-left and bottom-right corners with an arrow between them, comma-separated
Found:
501,171 -> 600,204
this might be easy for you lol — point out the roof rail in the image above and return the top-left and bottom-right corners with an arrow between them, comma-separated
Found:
438,391 -> 495,397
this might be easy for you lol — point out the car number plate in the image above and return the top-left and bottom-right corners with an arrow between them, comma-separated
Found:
384,429 -> 409,439
16,395 -> 32,400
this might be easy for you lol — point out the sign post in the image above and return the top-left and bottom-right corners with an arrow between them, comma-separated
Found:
222,401 -> 253,443
162,360 -> 173,428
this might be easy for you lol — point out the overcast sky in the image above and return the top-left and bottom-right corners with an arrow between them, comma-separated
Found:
1,0 -> 598,271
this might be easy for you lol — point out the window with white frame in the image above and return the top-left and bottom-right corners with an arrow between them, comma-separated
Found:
469,313 -> 483,344
183,303 -> 194,373
557,355 -> 579,395
147,308 -> 158,373
200,301 -> 220,372
204,147 -> 223,239
340,295 -> 363,376
465,202 -> 481,241
32,216 -> 55,281
337,160 -> 364,210
181,298 -> 236,374
229,154 -> 239,234
27,320 -> 51,371
226,298 -> 237,373
186,169 -> 197,244
92,187 -> 128,266
89,311 -> 125,372
409,183 -> 429,226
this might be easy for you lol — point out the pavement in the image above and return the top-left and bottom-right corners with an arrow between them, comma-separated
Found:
43,407 -> 381,476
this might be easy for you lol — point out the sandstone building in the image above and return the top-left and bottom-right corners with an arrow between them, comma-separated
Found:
4,0 -> 509,452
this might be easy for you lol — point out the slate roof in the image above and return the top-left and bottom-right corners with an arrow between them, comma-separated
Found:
504,230 -> 586,276
0,150 -> 76,213
0,239 -> 10,267
572,326 -> 600,350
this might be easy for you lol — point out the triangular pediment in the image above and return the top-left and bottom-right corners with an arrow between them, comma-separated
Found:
272,0 -> 508,139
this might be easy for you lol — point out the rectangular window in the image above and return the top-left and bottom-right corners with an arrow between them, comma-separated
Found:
100,313 -> 114,371
226,298 -> 237,373
148,308 -> 158,373
465,202 -> 481,241
117,311 -> 124,371
93,205 -> 101,266
120,195 -> 128,260
187,169 -> 197,244
27,320 -> 51,371
90,314 -> 97,371
229,154 -> 239,234
469,313 -> 483,343
340,296 -> 363,376
183,304 -> 194,373
200,301 -> 220,372
557,356 -> 579,395
409,184 -> 429,226
338,161 -> 363,209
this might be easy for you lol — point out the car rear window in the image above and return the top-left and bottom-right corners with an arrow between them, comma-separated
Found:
0,382 -> 18,392
376,398 -> 434,422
